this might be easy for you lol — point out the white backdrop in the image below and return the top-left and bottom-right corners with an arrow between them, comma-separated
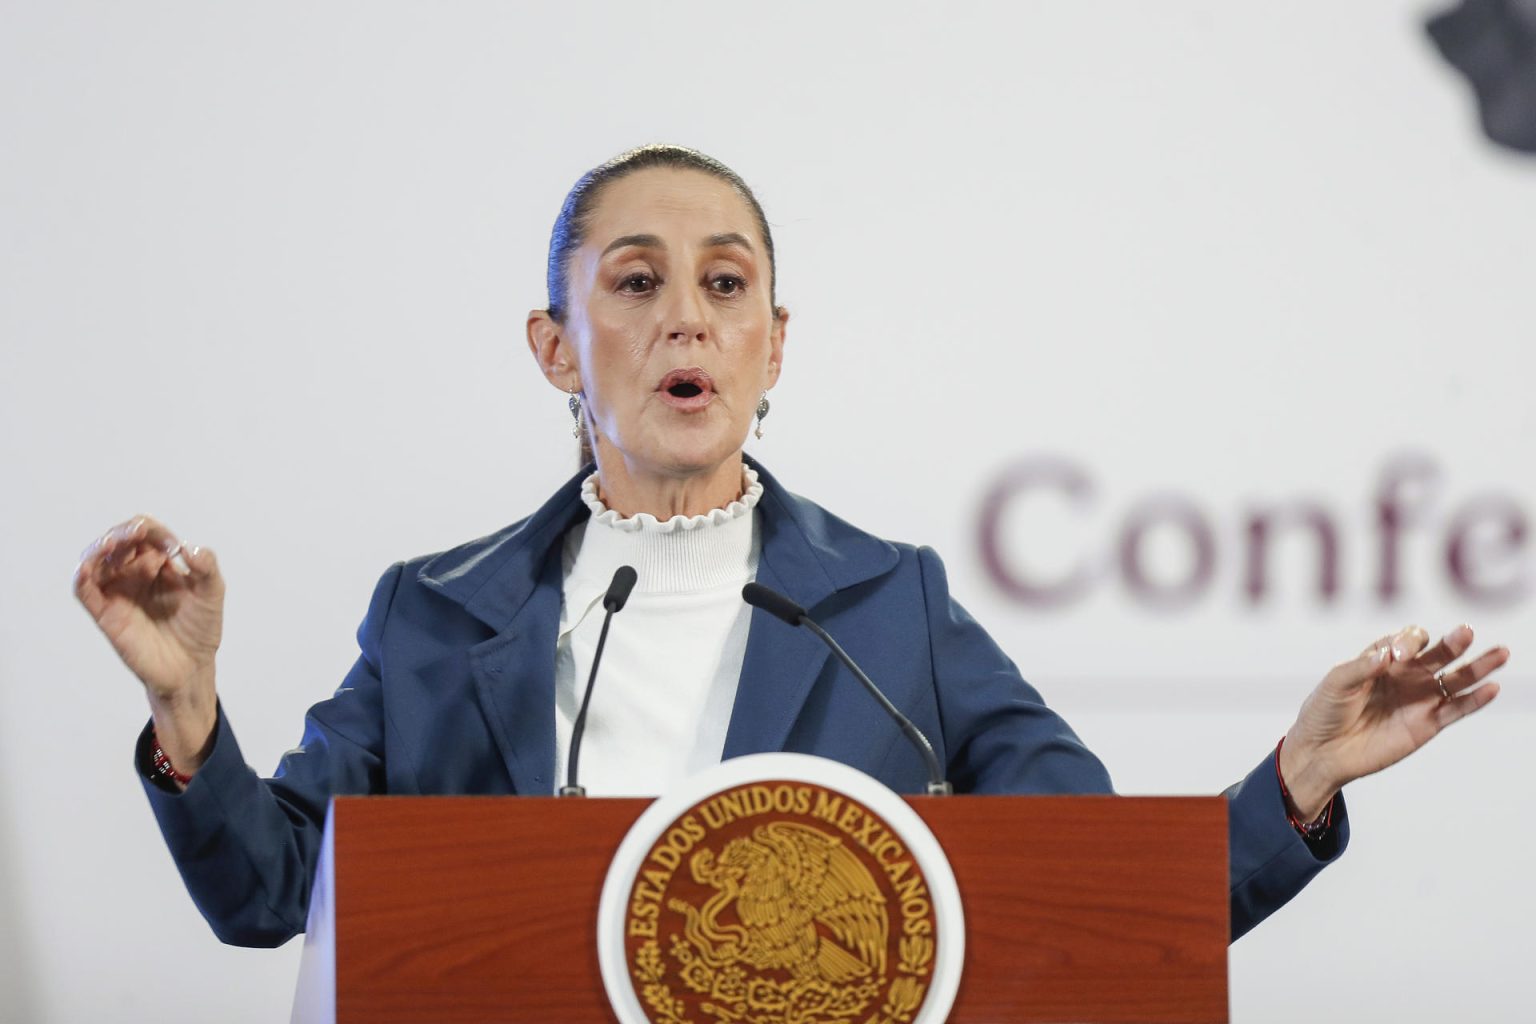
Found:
2,2 -> 1532,1021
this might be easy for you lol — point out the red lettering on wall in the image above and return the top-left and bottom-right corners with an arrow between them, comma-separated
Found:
977,452 -> 1529,611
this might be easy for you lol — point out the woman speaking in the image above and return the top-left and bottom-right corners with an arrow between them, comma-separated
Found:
74,145 -> 1508,948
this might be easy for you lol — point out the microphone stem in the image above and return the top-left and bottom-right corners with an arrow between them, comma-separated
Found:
560,606 -> 616,797
801,619 -> 953,796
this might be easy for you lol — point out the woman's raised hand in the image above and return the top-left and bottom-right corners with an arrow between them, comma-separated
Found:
1279,625 -> 1509,821
74,515 -> 224,772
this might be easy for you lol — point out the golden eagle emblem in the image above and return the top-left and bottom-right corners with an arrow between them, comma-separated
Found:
623,782 -> 938,1024
668,821 -> 889,986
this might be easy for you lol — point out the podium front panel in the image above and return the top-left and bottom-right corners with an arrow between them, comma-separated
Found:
304,795 -> 1226,1023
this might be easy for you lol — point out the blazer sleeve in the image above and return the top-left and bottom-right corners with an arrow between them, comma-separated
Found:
914,545 -> 1347,941
135,562 -> 405,947
915,546 -> 1114,796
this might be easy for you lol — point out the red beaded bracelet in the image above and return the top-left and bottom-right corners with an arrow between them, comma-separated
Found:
1275,736 -> 1334,839
150,732 -> 194,786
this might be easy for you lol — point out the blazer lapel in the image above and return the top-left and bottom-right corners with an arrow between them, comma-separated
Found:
468,548 -> 563,795
721,555 -> 833,758
723,462 -> 904,759
420,468 -> 590,798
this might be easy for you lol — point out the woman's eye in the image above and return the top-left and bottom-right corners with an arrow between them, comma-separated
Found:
618,273 -> 657,294
710,274 -> 746,295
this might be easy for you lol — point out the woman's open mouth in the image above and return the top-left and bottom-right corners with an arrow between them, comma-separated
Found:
657,367 -> 716,411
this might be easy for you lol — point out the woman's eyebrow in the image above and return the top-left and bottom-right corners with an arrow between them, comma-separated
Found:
602,233 -> 663,256
705,232 -> 754,252
600,232 -> 755,257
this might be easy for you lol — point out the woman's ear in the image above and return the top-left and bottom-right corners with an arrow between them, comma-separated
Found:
527,310 -> 579,391
767,306 -> 789,388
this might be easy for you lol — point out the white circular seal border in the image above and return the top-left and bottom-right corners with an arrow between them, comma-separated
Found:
597,752 -> 966,1024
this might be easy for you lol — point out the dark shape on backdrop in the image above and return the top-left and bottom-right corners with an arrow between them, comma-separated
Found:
1427,0 -> 1536,153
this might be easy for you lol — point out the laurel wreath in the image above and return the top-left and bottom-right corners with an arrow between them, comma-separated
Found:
630,933 -> 934,1024
861,934 -> 932,1024
634,940 -> 689,1024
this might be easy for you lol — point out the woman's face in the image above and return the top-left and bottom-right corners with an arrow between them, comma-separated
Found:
532,167 -> 785,484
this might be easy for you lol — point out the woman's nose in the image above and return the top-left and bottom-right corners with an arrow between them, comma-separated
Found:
664,285 -> 709,343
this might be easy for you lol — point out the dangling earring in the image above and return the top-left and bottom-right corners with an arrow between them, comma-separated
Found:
568,385 -> 582,439
754,391 -> 771,439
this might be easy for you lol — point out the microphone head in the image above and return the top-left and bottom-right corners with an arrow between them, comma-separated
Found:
742,582 -> 807,626
603,565 -> 638,612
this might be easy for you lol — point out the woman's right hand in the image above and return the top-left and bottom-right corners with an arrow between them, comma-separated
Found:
75,515 -> 224,772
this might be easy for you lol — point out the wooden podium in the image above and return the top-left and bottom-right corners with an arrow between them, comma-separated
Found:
291,795 -> 1228,1023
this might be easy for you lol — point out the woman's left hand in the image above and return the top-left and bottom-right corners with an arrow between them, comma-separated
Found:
1278,625 -> 1509,821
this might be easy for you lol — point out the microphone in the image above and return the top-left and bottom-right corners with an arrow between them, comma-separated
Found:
742,582 -> 953,795
603,565 -> 638,612
559,565 -> 638,797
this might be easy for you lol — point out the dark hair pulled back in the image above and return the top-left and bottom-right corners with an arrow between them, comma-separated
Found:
545,144 -> 778,323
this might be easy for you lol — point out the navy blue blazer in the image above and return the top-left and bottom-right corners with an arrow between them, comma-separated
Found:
140,458 -> 1345,947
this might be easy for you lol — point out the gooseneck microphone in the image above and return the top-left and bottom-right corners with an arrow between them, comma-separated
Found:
559,565 -> 638,797
742,582 -> 953,795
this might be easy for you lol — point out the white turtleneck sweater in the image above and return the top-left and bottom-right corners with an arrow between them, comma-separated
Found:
552,466 -> 763,797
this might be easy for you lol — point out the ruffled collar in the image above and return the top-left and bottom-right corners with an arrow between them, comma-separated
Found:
580,466 -> 763,534
561,465 -> 763,598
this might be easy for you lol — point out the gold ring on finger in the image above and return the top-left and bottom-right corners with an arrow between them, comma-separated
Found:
1435,671 -> 1452,701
